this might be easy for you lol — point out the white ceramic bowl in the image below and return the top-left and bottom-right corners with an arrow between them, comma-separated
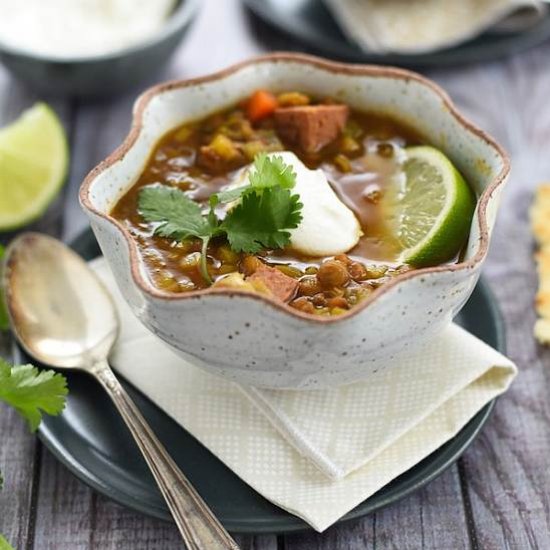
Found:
0,0 -> 199,98
80,54 -> 509,389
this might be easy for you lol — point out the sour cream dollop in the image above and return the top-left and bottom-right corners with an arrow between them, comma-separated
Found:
231,152 -> 362,257
0,0 -> 176,58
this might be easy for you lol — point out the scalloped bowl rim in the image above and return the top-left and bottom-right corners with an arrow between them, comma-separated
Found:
79,53 -> 510,325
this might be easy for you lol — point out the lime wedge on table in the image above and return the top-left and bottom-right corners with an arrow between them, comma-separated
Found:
0,103 -> 68,230
387,146 -> 476,267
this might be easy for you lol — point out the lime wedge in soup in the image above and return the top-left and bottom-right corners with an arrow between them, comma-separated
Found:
385,145 -> 476,267
0,103 -> 68,230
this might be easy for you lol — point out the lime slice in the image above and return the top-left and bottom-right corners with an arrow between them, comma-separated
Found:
0,103 -> 68,230
386,146 -> 476,267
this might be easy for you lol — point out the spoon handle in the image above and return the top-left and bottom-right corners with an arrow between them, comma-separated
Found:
92,360 -> 240,550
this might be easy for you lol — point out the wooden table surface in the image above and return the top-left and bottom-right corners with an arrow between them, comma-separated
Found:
1,1 -> 550,548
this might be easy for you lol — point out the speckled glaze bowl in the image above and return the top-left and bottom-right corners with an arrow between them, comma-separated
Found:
80,54 -> 509,389
0,0 -> 199,98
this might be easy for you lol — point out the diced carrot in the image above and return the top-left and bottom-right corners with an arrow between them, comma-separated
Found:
246,90 -> 278,123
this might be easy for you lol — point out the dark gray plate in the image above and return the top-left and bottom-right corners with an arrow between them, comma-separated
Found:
18,230 -> 505,534
243,0 -> 550,67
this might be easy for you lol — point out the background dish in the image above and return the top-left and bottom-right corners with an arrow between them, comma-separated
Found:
22,229 -> 504,534
0,0 -> 199,97
242,0 -> 550,67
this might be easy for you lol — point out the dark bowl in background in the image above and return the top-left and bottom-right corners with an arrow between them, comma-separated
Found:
0,0 -> 199,98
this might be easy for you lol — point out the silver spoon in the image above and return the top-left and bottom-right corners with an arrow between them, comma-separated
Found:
2,232 -> 239,550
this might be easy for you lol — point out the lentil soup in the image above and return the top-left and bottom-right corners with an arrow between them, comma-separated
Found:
111,90 -> 470,316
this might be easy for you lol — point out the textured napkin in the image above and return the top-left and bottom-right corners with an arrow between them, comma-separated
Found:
323,0 -> 546,54
91,258 -> 516,531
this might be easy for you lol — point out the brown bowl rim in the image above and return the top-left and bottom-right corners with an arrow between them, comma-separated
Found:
79,52 -> 510,325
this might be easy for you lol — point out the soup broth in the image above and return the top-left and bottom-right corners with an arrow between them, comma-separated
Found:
111,91 -> 462,316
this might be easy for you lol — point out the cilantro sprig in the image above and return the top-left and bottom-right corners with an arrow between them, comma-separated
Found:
213,153 -> 298,205
0,358 -> 68,432
138,153 -> 303,284
0,357 -> 68,501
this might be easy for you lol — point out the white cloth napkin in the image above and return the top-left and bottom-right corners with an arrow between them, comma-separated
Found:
323,0 -> 546,54
91,258 -> 517,532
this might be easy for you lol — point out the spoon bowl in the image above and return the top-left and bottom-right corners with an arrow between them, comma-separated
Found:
3,233 -> 119,368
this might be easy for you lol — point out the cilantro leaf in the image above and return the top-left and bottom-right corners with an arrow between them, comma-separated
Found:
249,153 -> 297,191
0,358 -> 68,432
214,185 -> 248,205
138,153 -> 303,283
222,187 -> 303,253
214,153 -> 297,205
0,245 -> 9,331
138,186 -> 222,283
138,186 -> 215,241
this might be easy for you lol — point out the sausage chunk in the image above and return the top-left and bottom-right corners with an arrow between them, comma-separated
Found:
247,264 -> 299,302
274,104 -> 349,153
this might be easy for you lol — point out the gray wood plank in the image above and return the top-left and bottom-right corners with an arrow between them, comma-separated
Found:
0,404 -> 37,550
32,446 -> 278,550
31,449 -> 96,550
284,467 -> 470,549
0,405 -> 36,550
372,467 -> 471,550
32,448 -> 179,550
0,331 -> 38,550
233,535 -> 278,550
284,516 -> 375,550
62,95 -> 134,243
0,65 -> 72,548
31,446 -> 276,550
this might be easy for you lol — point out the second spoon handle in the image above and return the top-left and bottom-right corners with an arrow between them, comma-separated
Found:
92,359 -> 239,550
